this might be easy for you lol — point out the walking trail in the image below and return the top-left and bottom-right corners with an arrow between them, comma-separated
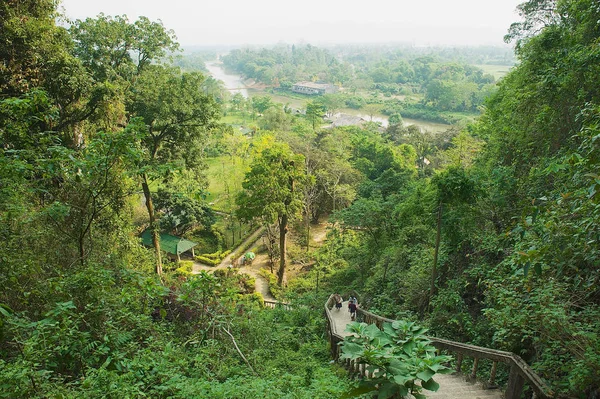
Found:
192,226 -> 275,300
192,221 -> 330,302
330,300 -> 503,399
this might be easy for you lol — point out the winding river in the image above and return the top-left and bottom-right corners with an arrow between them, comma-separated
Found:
205,61 -> 248,98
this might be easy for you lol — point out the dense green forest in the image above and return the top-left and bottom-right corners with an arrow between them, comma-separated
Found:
0,1 -> 350,397
324,0 -> 600,395
1,0 -> 600,398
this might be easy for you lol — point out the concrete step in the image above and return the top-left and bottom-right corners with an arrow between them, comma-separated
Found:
420,373 -> 503,399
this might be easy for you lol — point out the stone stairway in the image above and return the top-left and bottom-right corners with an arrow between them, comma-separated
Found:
331,301 -> 504,399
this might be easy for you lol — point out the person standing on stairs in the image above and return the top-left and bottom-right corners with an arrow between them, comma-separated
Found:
348,298 -> 358,320
334,293 -> 343,310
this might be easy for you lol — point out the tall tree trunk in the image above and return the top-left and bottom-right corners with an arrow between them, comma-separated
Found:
430,201 -> 443,302
305,208 -> 310,253
332,192 -> 336,213
277,213 -> 288,286
382,262 -> 389,285
264,223 -> 277,273
78,236 -> 86,268
142,173 -> 162,275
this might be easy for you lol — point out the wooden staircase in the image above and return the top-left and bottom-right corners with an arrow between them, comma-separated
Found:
324,296 -> 554,399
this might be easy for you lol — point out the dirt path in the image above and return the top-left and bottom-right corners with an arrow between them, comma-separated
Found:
310,221 -> 329,247
217,226 -> 265,268
191,220 -> 330,302
192,227 -> 276,301
241,253 -> 272,300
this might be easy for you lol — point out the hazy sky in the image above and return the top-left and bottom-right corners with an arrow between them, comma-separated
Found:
59,0 -> 524,47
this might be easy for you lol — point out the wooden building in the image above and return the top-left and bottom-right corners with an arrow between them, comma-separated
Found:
291,81 -> 337,95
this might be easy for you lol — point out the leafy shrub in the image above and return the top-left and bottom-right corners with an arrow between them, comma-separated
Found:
259,268 -> 283,300
201,249 -> 231,260
240,274 -> 256,293
345,95 -> 366,109
195,255 -> 220,266
286,275 -> 314,294
340,320 -> 452,399
175,261 -> 194,277
201,251 -> 222,260
196,250 -> 232,266
188,226 -> 225,254
244,292 -> 264,307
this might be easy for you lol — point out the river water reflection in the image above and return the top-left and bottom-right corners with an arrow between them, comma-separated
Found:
205,61 -> 248,98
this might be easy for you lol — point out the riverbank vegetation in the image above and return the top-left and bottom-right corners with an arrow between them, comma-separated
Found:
2,0 -> 600,398
217,43 -> 511,125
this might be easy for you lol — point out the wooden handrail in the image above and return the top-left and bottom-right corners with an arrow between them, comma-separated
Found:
428,337 -> 553,398
323,294 -> 554,399
263,299 -> 291,310
324,294 -> 345,359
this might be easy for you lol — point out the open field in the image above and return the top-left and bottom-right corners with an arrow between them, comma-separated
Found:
204,156 -> 248,213
248,88 -> 307,109
474,64 -> 514,80
220,113 -> 251,124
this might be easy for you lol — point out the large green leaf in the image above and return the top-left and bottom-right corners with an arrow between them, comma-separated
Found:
402,340 -> 416,355
388,358 -> 410,374
397,384 -> 409,398
393,374 -> 412,386
340,342 -> 365,359
340,383 -> 378,399
378,382 -> 398,399
373,329 -> 393,346
428,361 -> 453,374
383,322 -> 397,337
364,323 -> 382,339
421,377 -> 440,392
417,368 -> 435,382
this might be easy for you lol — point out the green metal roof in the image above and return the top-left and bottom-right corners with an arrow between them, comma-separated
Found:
140,230 -> 197,255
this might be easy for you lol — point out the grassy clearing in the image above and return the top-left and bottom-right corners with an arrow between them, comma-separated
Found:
205,156 -> 248,213
248,88 -> 308,109
220,113 -> 255,125
474,64 -> 513,80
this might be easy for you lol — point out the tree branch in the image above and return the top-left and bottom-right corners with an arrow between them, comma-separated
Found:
221,326 -> 258,376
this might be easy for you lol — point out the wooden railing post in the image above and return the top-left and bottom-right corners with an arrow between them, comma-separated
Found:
467,357 -> 479,382
455,353 -> 463,373
485,361 -> 498,388
332,335 -> 338,359
505,364 -> 525,399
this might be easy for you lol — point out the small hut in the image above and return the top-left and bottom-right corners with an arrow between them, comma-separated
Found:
291,81 -> 338,95
140,230 -> 198,262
